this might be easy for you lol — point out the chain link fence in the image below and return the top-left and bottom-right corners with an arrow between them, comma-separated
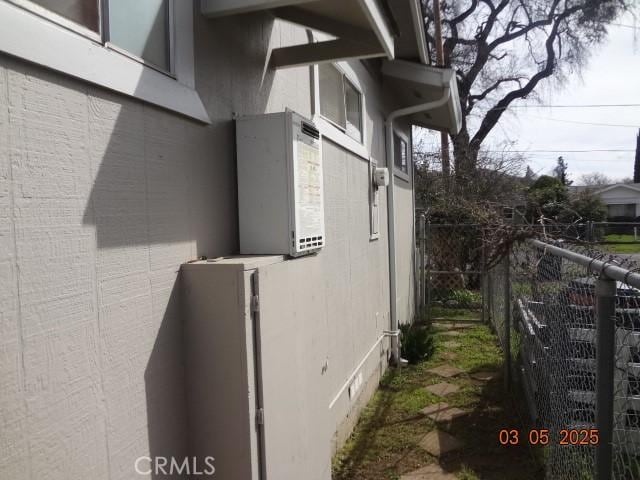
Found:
487,239 -> 640,479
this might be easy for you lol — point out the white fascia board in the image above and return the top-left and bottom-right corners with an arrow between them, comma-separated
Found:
382,59 -> 451,88
358,0 -> 395,59
0,1 -> 210,124
408,0 -> 429,64
201,0 -> 315,17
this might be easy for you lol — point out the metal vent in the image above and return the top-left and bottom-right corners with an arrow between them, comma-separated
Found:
301,122 -> 319,139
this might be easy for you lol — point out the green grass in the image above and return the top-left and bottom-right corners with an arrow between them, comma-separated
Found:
332,313 -> 543,480
601,234 -> 640,253
429,306 -> 481,321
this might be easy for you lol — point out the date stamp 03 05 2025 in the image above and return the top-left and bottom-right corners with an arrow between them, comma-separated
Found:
498,429 -> 600,446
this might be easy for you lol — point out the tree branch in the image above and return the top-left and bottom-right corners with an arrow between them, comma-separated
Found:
470,5 -> 582,149
469,77 -> 526,104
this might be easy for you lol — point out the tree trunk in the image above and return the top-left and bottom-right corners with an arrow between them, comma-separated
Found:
451,124 -> 479,193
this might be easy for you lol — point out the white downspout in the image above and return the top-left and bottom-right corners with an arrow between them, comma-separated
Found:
385,87 -> 451,365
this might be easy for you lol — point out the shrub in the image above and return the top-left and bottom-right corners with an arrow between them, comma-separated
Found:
449,289 -> 481,307
399,323 -> 435,364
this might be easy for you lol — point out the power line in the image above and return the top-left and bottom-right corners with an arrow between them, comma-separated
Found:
506,103 -> 640,109
612,23 -> 640,30
518,114 -> 640,128
484,149 -> 634,153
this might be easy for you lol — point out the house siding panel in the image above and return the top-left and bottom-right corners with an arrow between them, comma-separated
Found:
0,8 -> 416,479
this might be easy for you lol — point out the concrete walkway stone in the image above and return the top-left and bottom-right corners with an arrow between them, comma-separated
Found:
441,351 -> 457,361
442,330 -> 461,337
400,464 -> 458,479
421,403 -> 468,422
425,382 -> 460,396
419,430 -> 464,457
428,365 -> 464,378
470,370 -> 500,382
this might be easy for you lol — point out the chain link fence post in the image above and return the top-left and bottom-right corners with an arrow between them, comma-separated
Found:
426,220 -> 432,321
595,275 -> 616,480
481,235 -> 486,324
419,214 -> 426,312
503,248 -> 511,390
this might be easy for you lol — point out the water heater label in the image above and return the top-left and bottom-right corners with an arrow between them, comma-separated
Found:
295,139 -> 322,237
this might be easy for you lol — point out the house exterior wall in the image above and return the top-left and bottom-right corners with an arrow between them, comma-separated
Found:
598,186 -> 640,217
0,8 -> 415,480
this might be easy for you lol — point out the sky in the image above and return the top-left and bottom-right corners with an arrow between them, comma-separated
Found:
422,13 -> 640,185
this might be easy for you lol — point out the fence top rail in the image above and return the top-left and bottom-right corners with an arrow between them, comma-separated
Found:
527,238 -> 640,289
591,222 -> 640,226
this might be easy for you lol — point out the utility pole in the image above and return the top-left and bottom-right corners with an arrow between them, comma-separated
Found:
432,0 -> 451,188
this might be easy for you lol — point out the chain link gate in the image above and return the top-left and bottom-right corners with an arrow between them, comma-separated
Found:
415,220 -> 487,321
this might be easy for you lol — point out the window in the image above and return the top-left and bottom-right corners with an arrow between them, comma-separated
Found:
608,204 -> 636,218
1,0 -> 208,121
14,0 -> 173,73
394,133 -> 408,174
318,63 -> 363,143
108,0 -> 171,72
29,0 -> 99,32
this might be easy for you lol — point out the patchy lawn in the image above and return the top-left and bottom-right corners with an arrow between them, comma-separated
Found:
332,313 -> 543,480
601,234 -> 640,254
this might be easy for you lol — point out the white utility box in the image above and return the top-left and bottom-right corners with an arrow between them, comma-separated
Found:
236,111 -> 325,256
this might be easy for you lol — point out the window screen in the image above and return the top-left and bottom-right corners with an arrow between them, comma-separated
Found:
30,0 -> 100,32
344,78 -> 362,142
319,64 -> 346,128
394,134 -> 408,174
108,0 -> 170,71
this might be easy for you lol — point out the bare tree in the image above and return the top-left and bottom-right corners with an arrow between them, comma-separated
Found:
423,0 -> 629,189
579,172 -> 612,186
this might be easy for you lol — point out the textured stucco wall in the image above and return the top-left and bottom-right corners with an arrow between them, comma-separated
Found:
0,8 -> 415,480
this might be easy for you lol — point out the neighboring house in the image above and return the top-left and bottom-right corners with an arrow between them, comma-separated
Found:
0,1 -> 461,479
572,183 -> 640,219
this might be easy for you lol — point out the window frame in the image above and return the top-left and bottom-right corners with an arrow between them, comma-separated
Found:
8,0 -> 103,42
313,61 -> 366,152
392,129 -> 411,182
0,0 -> 208,122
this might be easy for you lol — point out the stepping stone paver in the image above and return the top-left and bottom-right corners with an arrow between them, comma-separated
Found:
428,365 -> 464,378
470,370 -> 500,382
425,382 -> 460,396
443,341 -> 460,349
441,351 -> 457,361
419,430 -> 464,457
400,464 -> 458,479
442,330 -> 461,337
421,403 -> 468,422
433,321 -> 478,330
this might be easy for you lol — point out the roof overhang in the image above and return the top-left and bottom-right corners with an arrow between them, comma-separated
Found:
201,0 -> 394,68
387,0 -> 428,64
382,60 -> 462,134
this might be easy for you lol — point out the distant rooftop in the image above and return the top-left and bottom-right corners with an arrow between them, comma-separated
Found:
569,182 -> 640,194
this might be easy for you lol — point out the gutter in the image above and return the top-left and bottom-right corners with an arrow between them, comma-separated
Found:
385,87 -> 451,365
